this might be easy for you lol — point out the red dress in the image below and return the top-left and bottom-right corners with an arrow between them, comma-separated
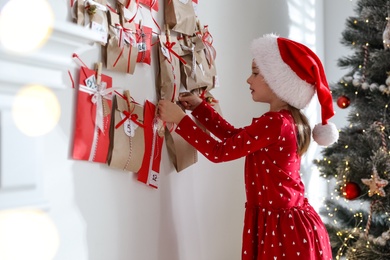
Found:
175,101 -> 332,260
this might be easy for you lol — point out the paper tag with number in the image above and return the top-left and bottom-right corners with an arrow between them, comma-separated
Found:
120,113 -> 138,137
137,42 -> 146,52
161,45 -> 170,59
148,172 -> 159,188
214,75 -> 220,88
91,21 -> 108,44
84,75 -> 97,91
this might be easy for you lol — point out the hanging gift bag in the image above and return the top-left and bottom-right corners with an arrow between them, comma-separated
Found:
107,91 -> 145,172
198,24 -> 218,88
106,8 -> 138,74
137,101 -> 164,188
157,34 -> 185,101
179,35 -> 215,91
164,124 -> 198,172
83,0 -> 109,45
164,0 -> 197,36
135,22 -> 153,65
72,63 -> 113,163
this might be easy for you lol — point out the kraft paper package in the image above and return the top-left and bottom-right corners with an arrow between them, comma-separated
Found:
164,0 -> 197,36
72,65 -> 113,163
107,90 -> 145,172
105,7 -> 138,74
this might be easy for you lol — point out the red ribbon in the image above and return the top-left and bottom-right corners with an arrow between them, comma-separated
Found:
106,3 -> 117,13
200,28 -> 216,68
113,46 -> 125,67
115,110 -> 145,129
165,42 -> 187,64
127,0 -> 140,23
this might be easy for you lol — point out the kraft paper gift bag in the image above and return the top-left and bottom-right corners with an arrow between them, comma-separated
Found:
164,0 -> 197,36
157,34 -> 185,102
81,0 -> 109,45
72,65 -> 113,163
106,8 -> 138,74
107,91 -> 145,172
179,35 -> 215,91
165,126 -> 198,172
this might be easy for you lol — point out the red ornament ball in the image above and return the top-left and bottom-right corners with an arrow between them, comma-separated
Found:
343,182 -> 361,200
337,95 -> 351,109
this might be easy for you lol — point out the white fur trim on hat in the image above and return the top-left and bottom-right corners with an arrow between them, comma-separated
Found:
312,122 -> 339,146
250,34 -> 315,109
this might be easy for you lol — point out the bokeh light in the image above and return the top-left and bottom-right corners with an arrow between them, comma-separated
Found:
0,0 -> 54,53
12,85 -> 61,136
0,209 -> 60,260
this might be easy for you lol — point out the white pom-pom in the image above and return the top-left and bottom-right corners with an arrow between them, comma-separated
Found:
362,82 -> 369,90
352,79 -> 361,87
313,122 -> 339,146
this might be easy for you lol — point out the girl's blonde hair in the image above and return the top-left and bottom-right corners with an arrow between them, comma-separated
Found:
288,105 -> 311,156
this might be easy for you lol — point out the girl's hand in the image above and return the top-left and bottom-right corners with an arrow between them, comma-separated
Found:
178,92 -> 202,111
158,100 -> 186,124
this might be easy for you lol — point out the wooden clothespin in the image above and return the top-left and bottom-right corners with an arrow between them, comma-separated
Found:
95,62 -> 102,85
196,19 -> 202,36
95,62 -> 110,116
165,24 -> 171,43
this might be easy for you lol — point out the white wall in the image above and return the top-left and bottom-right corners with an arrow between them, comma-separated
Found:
0,0 -> 354,260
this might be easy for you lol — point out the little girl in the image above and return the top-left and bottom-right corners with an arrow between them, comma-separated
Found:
158,33 -> 338,260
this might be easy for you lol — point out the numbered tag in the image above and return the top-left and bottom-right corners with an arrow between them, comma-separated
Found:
120,113 -> 139,137
137,42 -> 146,52
84,75 -> 97,91
148,172 -> 159,188
161,45 -> 170,59
214,75 -> 220,88
91,21 -> 108,44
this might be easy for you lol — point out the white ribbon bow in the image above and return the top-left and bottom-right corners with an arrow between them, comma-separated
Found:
79,82 -> 113,133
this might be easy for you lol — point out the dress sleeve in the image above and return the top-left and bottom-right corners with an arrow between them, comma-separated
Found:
175,112 -> 283,163
191,101 -> 241,140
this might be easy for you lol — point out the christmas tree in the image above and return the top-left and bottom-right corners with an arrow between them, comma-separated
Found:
314,0 -> 390,259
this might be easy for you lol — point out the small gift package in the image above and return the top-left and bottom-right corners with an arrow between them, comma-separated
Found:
197,23 -> 219,89
83,0 -> 109,45
179,34 -> 215,91
164,124 -> 198,172
137,101 -> 164,188
105,7 -> 138,74
164,0 -> 197,36
135,21 -> 153,65
157,33 -> 185,101
72,63 -> 113,163
157,33 -> 198,172
107,90 -> 145,172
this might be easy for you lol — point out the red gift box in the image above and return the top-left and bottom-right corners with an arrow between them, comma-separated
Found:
72,66 -> 113,163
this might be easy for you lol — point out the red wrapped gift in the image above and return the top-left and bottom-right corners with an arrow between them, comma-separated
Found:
137,101 -> 164,189
139,0 -> 158,11
135,22 -> 153,65
72,65 -> 113,163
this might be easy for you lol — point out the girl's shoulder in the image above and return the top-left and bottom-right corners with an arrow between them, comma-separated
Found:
256,109 -> 293,122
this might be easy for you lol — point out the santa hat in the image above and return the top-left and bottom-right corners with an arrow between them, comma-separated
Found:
250,33 -> 339,146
